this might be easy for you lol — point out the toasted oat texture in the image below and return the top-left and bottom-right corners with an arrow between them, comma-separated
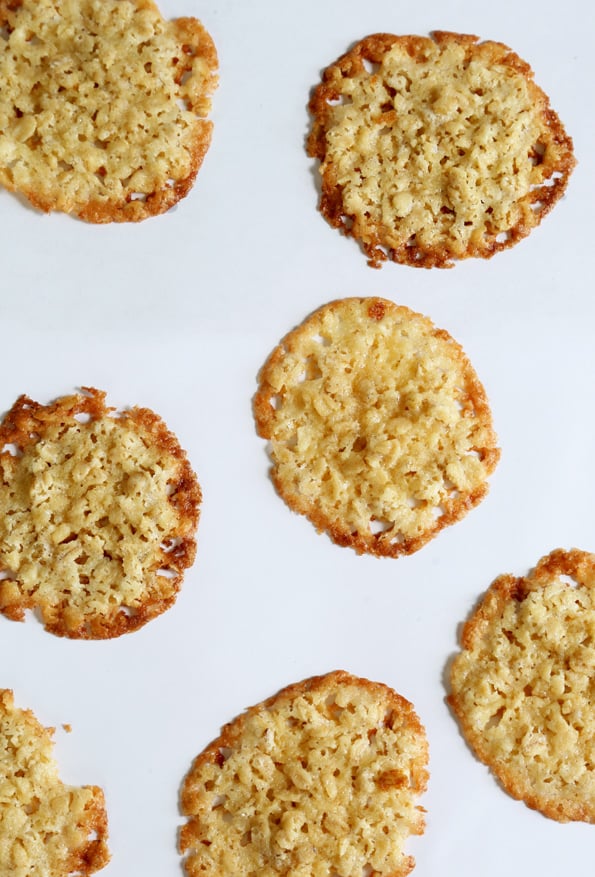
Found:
0,388 -> 201,638
253,297 -> 499,557
449,549 -> 595,822
0,689 -> 109,876
0,0 -> 217,221
180,670 -> 428,877
308,31 -> 576,268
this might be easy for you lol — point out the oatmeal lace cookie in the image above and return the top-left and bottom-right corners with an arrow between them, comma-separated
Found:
308,31 -> 576,267
0,388 -> 201,638
0,0 -> 218,221
0,689 -> 109,876
180,670 -> 428,877
449,549 -> 595,822
254,297 -> 499,557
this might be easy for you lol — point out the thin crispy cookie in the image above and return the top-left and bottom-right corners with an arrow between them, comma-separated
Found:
308,31 -> 576,267
449,549 -> 595,822
0,689 -> 109,876
180,670 -> 428,877
254,297 -> 499,557
0,0 -> 218,221
0,388 -> 201,638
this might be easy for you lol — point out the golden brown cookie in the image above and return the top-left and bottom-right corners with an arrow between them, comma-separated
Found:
308,31 -> 576,267
449,549 -> 595,822
254,297 -> 499,557
180,670 -> 428,877
0,689 -> 109,876
0,388 -> 201,638
0,0 -> 218,221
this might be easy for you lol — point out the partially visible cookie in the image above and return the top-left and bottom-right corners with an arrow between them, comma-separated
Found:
449,549 -> 595,822
0,0 -> 218,221
180,670 -> 428,877
0,689 -> 109,876
308,31 -> 576,267
254,297 -> 499,557
0,388 -> 201,638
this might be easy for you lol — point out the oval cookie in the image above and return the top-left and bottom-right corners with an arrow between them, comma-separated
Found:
180,671 -> 429,877
254,297 -> 499,557
0,388 -> 201,638
449,549 -> 595,822
308,31 -> 575,267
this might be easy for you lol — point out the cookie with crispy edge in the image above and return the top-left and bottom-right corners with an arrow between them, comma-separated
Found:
254,297 -> 499,557
0,689 -> 109,876
180,670 -> 428,877
0,0 -> 218,221
0,388 -> 201,638
449,549 -> 595,822
308,31 -> 576,267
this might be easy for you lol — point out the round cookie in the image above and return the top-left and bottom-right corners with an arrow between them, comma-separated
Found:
0,0 -> 218,221
449,549 -> 595,822
308,31 -> 576,268
0,689 -> 109,876
180,670 -> 428,877
0,388 -> 201,638
254,297 -> 500,557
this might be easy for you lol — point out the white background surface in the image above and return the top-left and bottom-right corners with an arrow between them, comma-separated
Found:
1,0 -> 593,874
